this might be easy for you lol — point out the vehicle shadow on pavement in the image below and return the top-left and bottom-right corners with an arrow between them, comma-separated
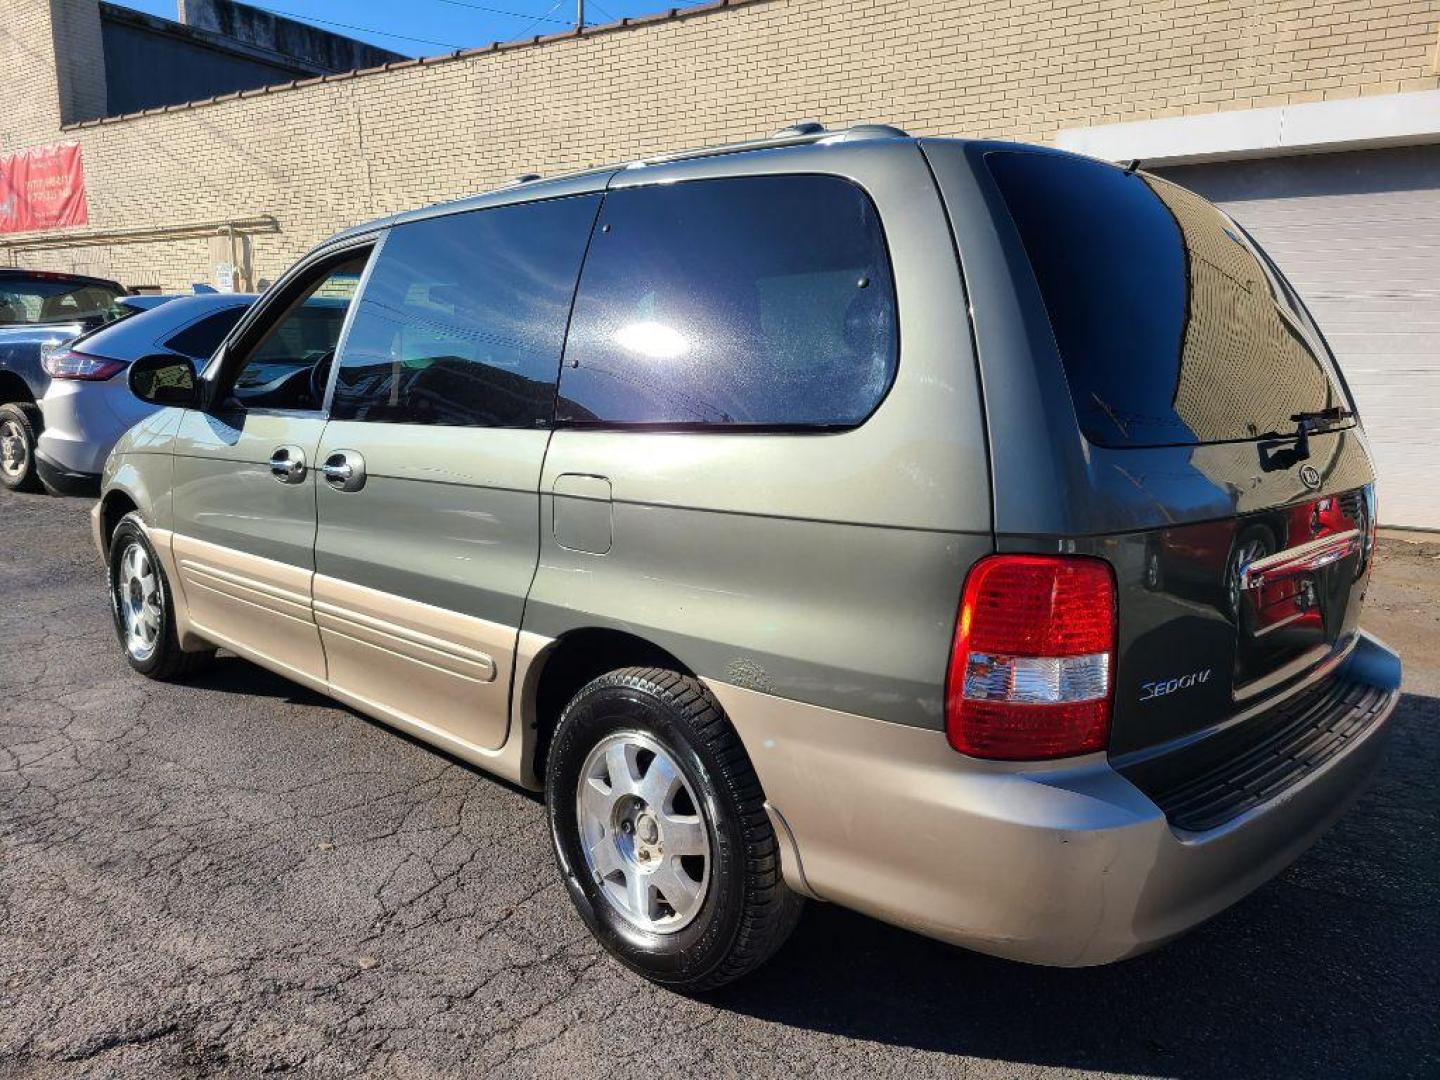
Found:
188,654 -> 551,802
185,653 -> 333,706
709,691 -> 1440,1080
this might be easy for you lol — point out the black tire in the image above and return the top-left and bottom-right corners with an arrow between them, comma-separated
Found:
108,512 -> 214,680
0,402 -> 43,493
546,666 -> 803,992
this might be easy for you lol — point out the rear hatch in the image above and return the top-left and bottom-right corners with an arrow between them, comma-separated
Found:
924,141 -> 1379,767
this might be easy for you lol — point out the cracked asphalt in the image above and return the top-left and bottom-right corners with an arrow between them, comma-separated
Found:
1,489 -> 1437,1079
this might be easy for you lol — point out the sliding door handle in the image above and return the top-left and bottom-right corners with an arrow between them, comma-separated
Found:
321,450 -> 366,493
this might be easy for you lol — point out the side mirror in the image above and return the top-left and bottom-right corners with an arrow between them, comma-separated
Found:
128,353 -> 200,407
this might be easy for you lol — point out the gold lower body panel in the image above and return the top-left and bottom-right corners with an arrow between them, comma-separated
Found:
157,529 -> 541,787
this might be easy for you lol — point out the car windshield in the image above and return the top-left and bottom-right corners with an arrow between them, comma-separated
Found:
0,277 -> 128,327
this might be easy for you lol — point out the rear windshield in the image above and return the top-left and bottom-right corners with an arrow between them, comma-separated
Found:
986,151 -> 1351,448
0,277 -> 127,327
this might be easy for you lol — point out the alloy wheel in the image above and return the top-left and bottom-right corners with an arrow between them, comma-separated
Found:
576,730 -> 711,933
117,540 -> 163,662
0,419 -> 28,481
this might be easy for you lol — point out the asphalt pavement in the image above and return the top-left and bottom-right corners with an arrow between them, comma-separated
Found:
1,489 -> 1437,1079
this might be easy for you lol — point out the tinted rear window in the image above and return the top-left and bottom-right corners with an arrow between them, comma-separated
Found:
986,151 -> 1349,448
0,278 -> 126,326
556,175 -> 896,429
164,307 -> 247,359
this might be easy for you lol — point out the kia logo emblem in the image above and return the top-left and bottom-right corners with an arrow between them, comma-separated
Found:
1299,465 -> 1322,490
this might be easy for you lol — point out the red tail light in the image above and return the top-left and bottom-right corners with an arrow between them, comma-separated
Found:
43,349 -> 125,381
945,554 -> 1116,760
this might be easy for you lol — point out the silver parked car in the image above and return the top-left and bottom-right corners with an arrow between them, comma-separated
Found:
36,293 -> 254,495
93,124 -> 1400,991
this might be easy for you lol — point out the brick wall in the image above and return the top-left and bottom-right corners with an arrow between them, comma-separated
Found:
1,2 -> 65,149
48,0 -> 107,126
5,0 -> 1439,289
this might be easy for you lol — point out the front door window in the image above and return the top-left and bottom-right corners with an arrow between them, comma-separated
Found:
222,254 -> 369,412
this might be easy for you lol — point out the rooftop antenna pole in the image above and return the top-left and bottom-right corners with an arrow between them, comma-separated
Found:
576,0 -> 584,29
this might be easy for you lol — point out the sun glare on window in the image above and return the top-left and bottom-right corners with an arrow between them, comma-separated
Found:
614,320 -> 690,360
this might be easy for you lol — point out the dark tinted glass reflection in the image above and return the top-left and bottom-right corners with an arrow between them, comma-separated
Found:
131,355 -> 196,405
987,151 -> 1347,448
331,195 -> 600,428
164,307 -> 247,360
556,175 -> 896,428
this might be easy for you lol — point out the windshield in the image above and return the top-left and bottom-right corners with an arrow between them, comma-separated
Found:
986,151 -> 1352,448
0,277 -> 128,327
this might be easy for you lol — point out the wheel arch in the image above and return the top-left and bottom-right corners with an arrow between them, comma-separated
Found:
524,626 -> 697,785
98,488 -> 140,558
0,370 -> 36,406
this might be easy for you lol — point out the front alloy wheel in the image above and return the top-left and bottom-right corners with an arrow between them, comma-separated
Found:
108,512 -> 213,681
0,403 -> 42,492
116,539 -> 164,662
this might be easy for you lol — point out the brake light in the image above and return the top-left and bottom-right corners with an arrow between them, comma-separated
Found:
42,349 -> 126,381
945,554 -> 1116,760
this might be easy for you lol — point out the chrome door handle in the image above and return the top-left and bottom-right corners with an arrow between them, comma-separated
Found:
321,449 -> 366,492
269,445 -> 306,483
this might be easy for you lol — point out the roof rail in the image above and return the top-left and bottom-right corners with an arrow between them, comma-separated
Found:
628,121 -> 910,169
819,123 -> 911,143
772,120 -> 826,138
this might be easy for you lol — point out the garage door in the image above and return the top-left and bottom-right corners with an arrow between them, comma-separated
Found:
1161,145 -> 1440,531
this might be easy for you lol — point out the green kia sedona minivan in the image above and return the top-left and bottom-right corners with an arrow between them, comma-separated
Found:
97,123 -> 1401,991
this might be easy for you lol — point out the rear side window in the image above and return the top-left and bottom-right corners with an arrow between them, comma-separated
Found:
556,175 -> 896,429
164,307 -> 246,360
986,151 -> 1349,448
0,279 -> 125,326
330,194 -> 600,428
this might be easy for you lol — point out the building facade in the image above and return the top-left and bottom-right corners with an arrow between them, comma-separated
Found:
2,0 -> 1438,525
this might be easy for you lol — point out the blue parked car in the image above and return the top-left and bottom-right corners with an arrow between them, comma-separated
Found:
0,269 -> 132,492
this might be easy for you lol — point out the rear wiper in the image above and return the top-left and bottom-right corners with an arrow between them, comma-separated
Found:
1256,407 -> 1354,466
1292,406 -> 1353,426
1286,407 -> 1355,459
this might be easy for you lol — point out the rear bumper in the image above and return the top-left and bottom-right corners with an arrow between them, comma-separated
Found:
36,375 -> 147,479
34,451 -> 100,497
709,631 -> 1400,966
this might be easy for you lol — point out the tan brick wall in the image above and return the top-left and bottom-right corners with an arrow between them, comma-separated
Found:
4,0 -> 1439,289
1,1 -> 65,149
47,0 -> 107,126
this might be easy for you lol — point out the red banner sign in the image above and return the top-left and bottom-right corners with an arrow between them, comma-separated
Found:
0,143 -> 90,235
